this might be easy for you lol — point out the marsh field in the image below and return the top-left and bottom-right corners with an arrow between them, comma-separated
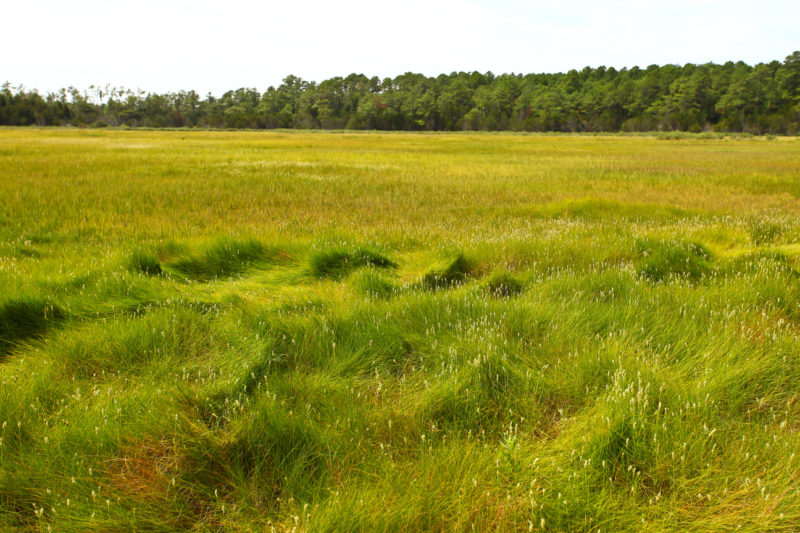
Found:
1,129 -> 800,532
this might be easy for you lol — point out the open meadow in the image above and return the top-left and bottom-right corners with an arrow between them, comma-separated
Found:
1,128 -> 800,531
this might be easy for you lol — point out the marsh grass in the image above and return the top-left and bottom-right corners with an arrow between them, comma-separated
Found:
353,269 -> 399,298
0,298 -> 64,356
167,238 -> 286,280
309,246 -> 396,279
635,238 -> 713,281
127,250 -> 162,276
421,253 -> 474,289
0,129 -> 799,531
484,270 -> 524,297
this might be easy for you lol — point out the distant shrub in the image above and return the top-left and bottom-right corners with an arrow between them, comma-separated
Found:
422,253 -> 473,289
656,132 -> 687,140
127,250 -> 162,276
635,238 -> 713,282
484,271 -> 523,298
0,298 -> 64,355
309,247 -> 396,280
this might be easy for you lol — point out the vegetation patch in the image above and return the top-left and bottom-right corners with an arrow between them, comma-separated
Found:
549,198 -> 692,221
228,398 -> 329,503
484,270 -> 523,297
167,238 -> 285,280
353,269 -> 399,298
634,238 -> 713,281
127,250 -> 163,276
421,253 -> 474,289
3,131 -> 800,531
746,217 -> 787,245
724,250 -> 799,278
423,351 -> 526,433
309,246 -> 396,279
0,298 -> 64,356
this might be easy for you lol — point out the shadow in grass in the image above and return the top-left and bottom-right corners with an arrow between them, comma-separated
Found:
635,238 -> 713,282
0,298 -> 65,358
352,269 -> 399,298
555,198 -> 694,221
167,238 -> 288,281
223,399 -> 328,505
309,247 -> 396,280
423,351 -> 526,434
506,198 -> 695,222
14,245 -> 42,259
422,253 -> 474,290
181,395 -> 329,514
484,271 -> 523,298
127,250 -> 163,276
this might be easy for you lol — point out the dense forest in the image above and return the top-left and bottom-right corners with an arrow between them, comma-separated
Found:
2,52 -> 799,133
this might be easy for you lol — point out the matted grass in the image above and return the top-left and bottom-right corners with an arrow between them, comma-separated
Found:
1,129 -> 799,531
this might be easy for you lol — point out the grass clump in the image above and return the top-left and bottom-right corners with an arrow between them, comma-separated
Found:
127,249 -> 162,275
0,298 -> 64,355
168,238 -> 284,280
635,238 -> 713,281
423,351 -> 526,433
309,247 -> 396,279
421,253 -> 473,289
54,307 -> 213,378
484,270 -> 523,297
353,269 -> 399,298
228,396 -> 329,503
746,217 -> 786,245
724,250 -> 799,278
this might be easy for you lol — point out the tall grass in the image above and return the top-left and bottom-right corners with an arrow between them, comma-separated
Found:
0,129 -> 798,531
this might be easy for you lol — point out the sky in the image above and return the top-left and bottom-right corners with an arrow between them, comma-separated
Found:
3,0 -> 798,96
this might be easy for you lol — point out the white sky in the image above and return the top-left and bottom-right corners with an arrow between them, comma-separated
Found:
3,0 -> 798,96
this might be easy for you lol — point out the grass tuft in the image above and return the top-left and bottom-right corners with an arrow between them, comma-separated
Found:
309,247 -> 396,279
746,217 -> 786,245
127,250 -> 163,276
635,238 -> 713,281
421,253 -> 473,289
0,298 -> 64,355
168,238 -> 284,280
484,270 -> 523,297
352,268 -> 399,298
229,397 -> 328,503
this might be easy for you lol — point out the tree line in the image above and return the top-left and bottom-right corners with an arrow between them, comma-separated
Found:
2,52 -> 799,133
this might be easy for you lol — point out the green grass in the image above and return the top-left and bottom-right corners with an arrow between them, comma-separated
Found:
127,249 -> 163,276
0,128 -> 799,531
484,270 -> 524,298
0,297 -> 64,357
309,246 -> 396,279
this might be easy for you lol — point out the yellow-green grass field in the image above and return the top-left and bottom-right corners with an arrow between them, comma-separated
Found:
1,128 -> 800,531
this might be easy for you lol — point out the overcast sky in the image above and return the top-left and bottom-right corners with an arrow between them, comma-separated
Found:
3,0 -> 798,96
